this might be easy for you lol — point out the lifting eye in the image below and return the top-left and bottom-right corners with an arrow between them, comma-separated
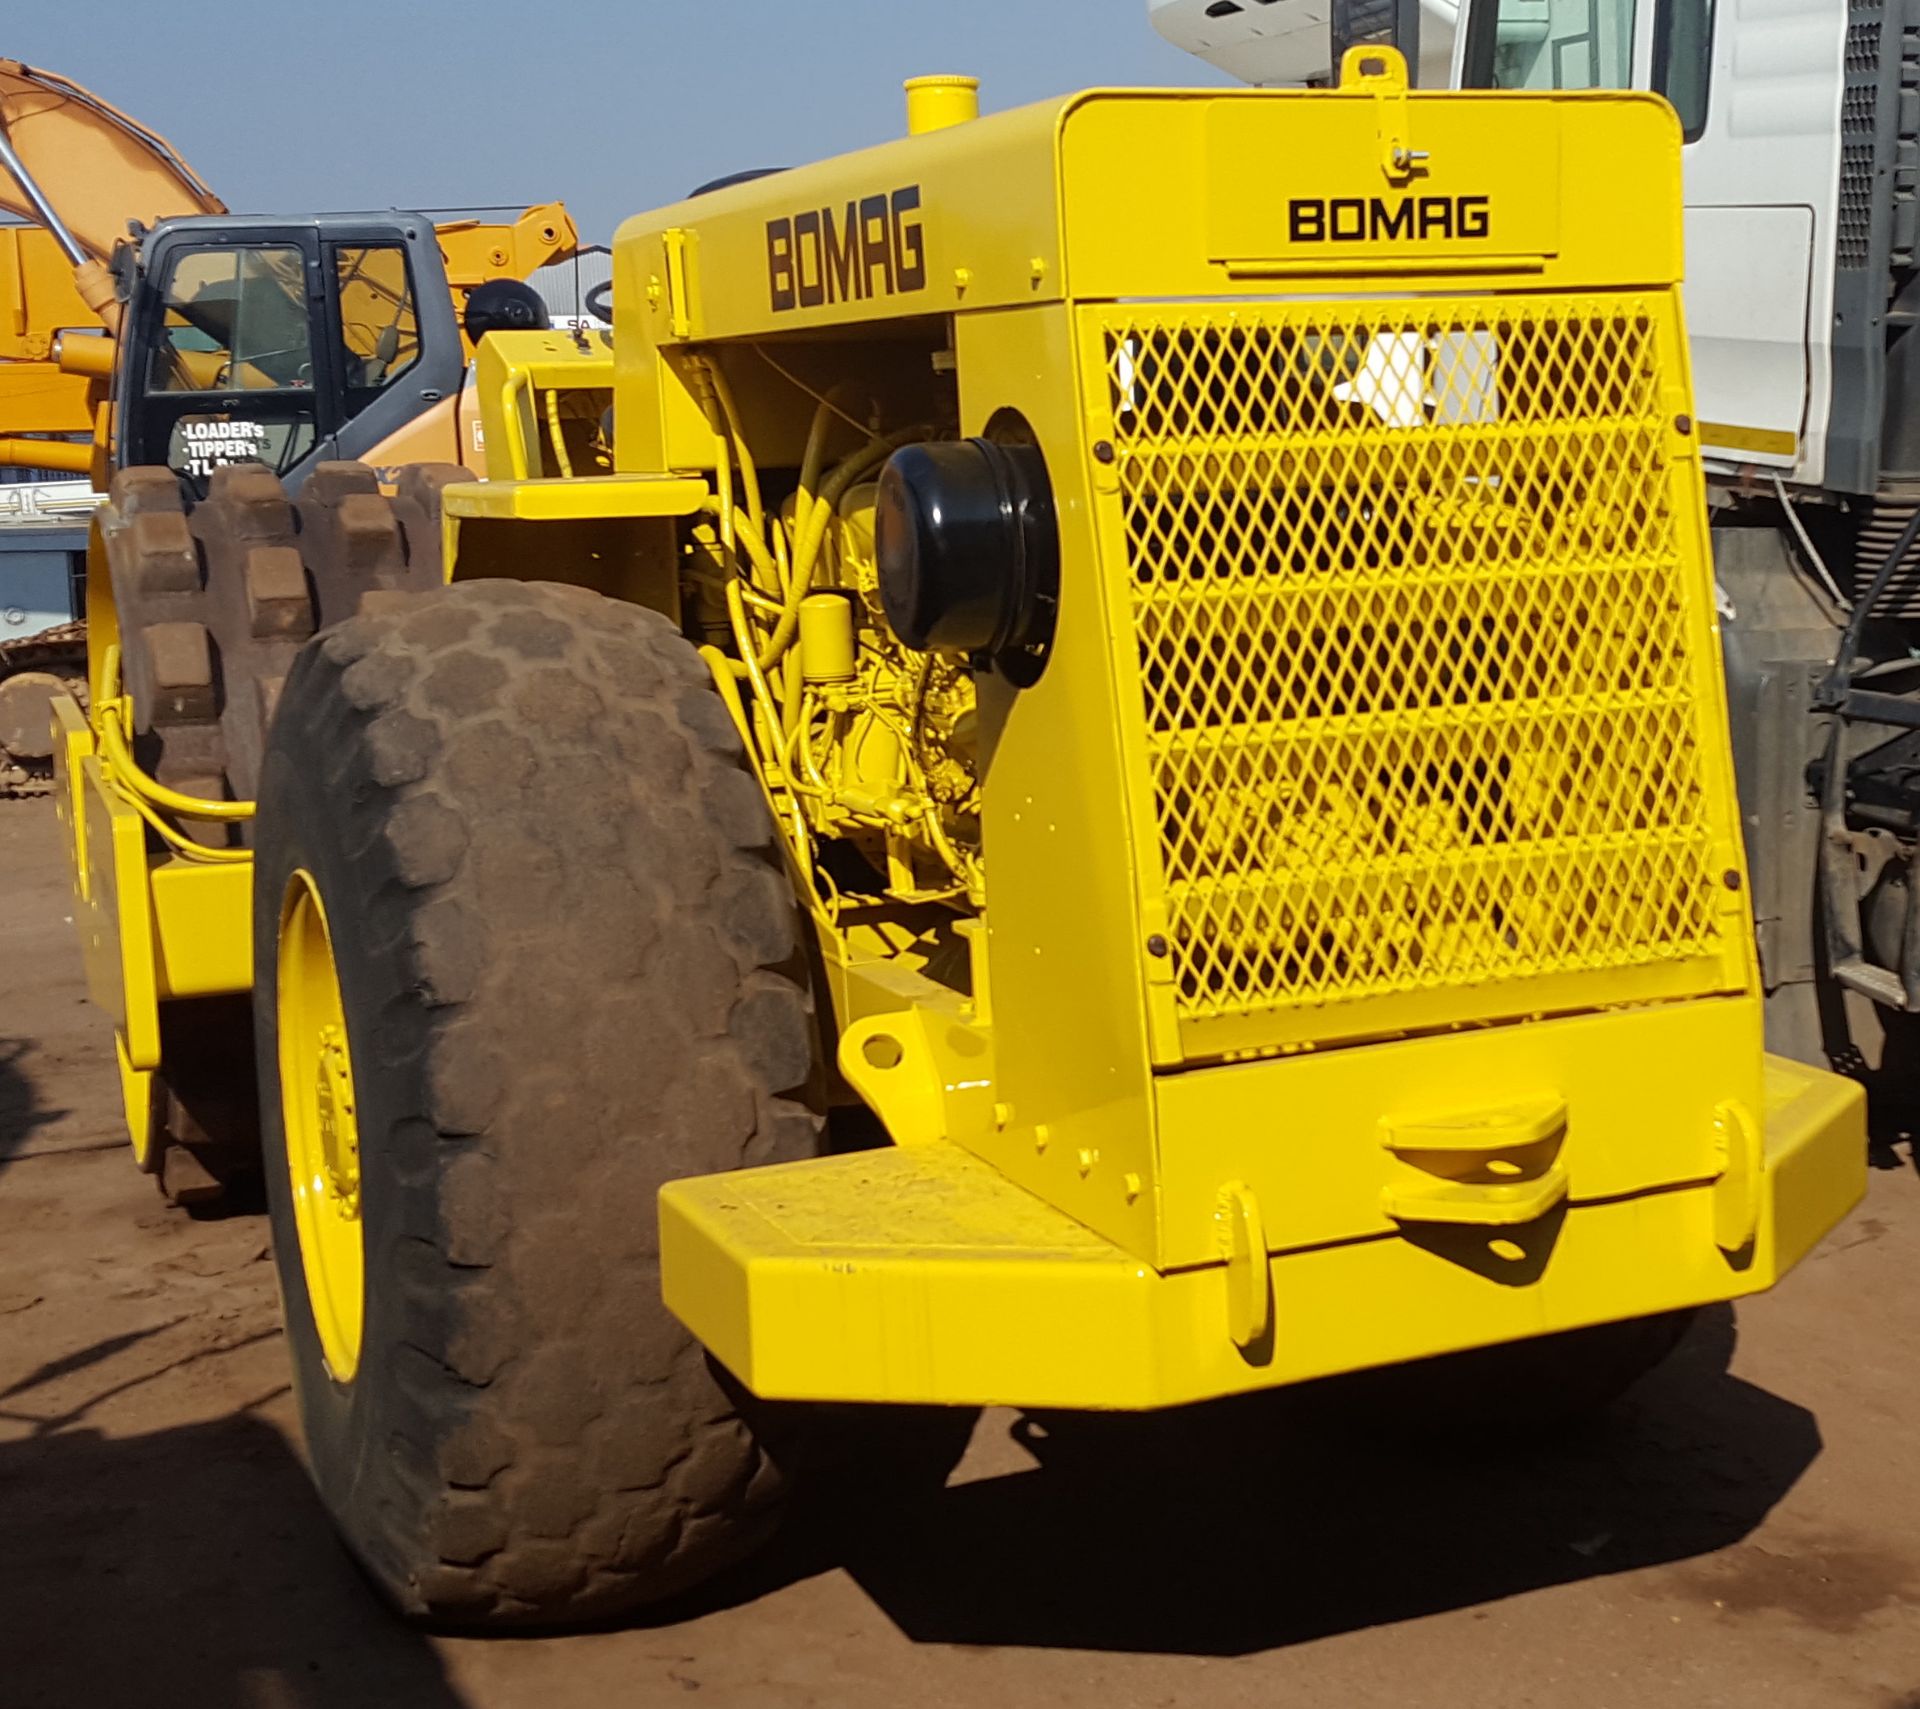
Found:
874,437 -> 1060,686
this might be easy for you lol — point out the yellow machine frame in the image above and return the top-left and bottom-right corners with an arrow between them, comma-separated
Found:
436,56 -> 1865,1405
57,54 -> 1868,1409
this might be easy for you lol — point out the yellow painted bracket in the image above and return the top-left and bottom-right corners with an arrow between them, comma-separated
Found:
149,860 -> 252,998
80,753 -> 159,1070
114,1031 -> 158,1171
836,999 -> 995,1147
1711,1097 -> 1764,1254
664,228 -> 693,340
1381,1164 -> 1569,1228
51,692 -> 92,904
57,681 -> 254,1032
1336,45 -> 1420,183
56,688 -> 253,1168
1380,1097 -> 1570,1228
1217,1182 -> 1271,1351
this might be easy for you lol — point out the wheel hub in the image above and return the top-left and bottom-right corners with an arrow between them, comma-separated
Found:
314,1023 -> 361,1213
278,869 -> 366,1384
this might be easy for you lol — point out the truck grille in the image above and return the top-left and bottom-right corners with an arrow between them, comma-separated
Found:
1097,297 -> 1733,1050
1838,2 -> 1880,272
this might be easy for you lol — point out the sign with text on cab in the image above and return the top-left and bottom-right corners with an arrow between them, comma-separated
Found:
1203,101 -> 1562,269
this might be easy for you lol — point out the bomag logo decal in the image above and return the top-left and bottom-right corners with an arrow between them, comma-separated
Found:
1288,195 -> 1491,243
768,186 -> 926,312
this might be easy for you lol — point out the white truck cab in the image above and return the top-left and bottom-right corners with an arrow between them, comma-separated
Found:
1454,0 -> 1854,494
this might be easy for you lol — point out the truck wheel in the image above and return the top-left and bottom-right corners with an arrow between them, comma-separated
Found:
253,579 -> 822,1627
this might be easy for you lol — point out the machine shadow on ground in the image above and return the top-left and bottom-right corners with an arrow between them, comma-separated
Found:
0,1034 -> 65,1165
0,1263 -> 1830,1689
0,1402 -> 469,1709
0,1002 -> 1828,1685
801,1304 -> 1822,1657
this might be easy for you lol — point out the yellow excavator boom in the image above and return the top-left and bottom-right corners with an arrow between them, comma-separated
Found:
0,58 -> 224,263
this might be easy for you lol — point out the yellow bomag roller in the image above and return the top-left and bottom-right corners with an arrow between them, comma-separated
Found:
53,36 -> 1867,1628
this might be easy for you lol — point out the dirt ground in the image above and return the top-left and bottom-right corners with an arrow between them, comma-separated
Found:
2,792 -> 1917,1709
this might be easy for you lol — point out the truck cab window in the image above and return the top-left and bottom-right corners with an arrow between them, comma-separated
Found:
1463,0 -> 1637,91
333,243 -> 420,417
1652,0 -> 1714,139
145,246 -> 312,394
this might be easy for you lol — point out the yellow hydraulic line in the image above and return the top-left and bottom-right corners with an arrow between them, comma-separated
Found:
771,509 -> 792,599
790,394 -> 837,550
700,645 -> 759,756
689,519 -> 782,613
543,387 -> 575,480
711,393 -> 836,676
699,642 -> 833,932
777,377 -> 872,549
706,364 -> 766,542
781,646 -> 806,737
921,800 -> 982,902
711,411 -> 736,554
116,779 -> 253,863
856,692 -> 978,896
754,431 -> 914,672
96,646 -> 254,822
701,497 -> 782,599
735,527 -> 783,604
725,578 -> 792,761
786,694 -> 835,798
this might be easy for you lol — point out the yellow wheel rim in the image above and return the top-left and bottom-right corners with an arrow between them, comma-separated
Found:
278,869 -> 365,1383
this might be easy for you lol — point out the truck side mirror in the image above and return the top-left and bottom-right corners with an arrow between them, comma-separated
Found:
1330,0 -> 1422,82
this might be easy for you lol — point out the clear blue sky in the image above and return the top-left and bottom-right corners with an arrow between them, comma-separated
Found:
8,0 -> 1225,243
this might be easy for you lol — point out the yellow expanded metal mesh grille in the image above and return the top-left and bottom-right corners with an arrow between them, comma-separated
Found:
1100,297 -> 1728,1040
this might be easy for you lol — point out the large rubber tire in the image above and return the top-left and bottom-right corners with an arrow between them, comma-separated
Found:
253,579 -> 823,1628
98,458 -> 469,1204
